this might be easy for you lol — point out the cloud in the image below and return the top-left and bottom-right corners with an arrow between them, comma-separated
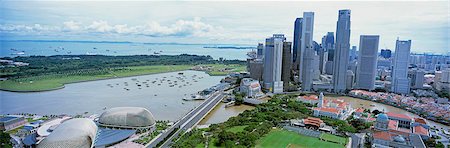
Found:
0,18 -> 222,38
63,21 -> 82,31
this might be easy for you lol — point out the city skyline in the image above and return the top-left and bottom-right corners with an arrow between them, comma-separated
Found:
1,1 -> 449,54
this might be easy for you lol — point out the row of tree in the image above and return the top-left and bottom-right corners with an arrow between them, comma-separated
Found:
0,54 -> 245,79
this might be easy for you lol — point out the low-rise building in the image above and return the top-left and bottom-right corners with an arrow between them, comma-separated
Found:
239,78 -> 263,98
312,93 -> 353,120
0,116 -> 27,131
386,112 -> 413,129
371,113 -> 429,148
297,95 -> 319,105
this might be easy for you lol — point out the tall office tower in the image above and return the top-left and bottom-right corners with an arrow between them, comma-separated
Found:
292,18 -> 303,71
356,35 -> 379,91
249,59 -> 263,81
300,12 -> 315,91
380,49 -> 392,58
333,9 -> 351,93
324,32 -> 335,61
410,69 -> 424,89
319,36 -> 329,74
312,54 -> 321,80
391,39 -> 411,94
346,70 -> 355,90
257,43 -> 264,59
282,42 -> 292,91
349,46 -> 357,62
263,34 -> 285,93
325,61 -> 334,75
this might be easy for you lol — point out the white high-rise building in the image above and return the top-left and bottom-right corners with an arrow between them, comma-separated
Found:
333,9 -> 351,93
356,35 -> 379,90
300,12 -> 315,91
391,39 -> 411,94
263,34 -> 285,93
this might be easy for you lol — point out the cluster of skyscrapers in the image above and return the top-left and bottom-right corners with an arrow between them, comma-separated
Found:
247,9 -> 438,95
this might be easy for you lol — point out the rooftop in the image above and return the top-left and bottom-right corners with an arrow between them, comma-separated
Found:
414,118 -> 427,124
413,126 -> 428,136
373,131 -> 391,141
299,95 -> 319,101
386,112 -> 412,120
314,107 -> 339,114
0,116 -> 19,122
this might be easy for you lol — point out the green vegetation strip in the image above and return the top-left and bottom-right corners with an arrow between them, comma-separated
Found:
256,129 -> 345,148
0,65 -> 191,92
0,54 -> 246,92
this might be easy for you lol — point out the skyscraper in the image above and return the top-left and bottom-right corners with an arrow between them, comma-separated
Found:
410,69 -> 424,89
349,46 -> 357,62
319,36 -> 329,74
391,39 -> 411,94
324,32 -> 335,61
257,43 -> 264,59
380,49 -> 392,58
282,42 -> 292,91
300,12 -> 315,91
356,35 -> 379,90
292,18 -> 303,71
333,9 -> 351,93
263,34 -> 285,93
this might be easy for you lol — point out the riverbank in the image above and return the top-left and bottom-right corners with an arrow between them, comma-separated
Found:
347,93 -> 449,128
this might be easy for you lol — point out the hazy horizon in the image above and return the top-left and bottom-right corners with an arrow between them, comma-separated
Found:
1,1 -> 449,54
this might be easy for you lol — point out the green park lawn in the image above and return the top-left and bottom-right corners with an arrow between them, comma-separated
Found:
0,65 -> 192,92
203,64 -> 246,76
226,125 -> 248,133
256,129 -> 345,148
320,133 -> 348,144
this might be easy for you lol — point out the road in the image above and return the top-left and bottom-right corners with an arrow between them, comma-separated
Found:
146,91 -> 225,148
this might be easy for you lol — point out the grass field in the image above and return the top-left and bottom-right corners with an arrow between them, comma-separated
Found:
320,133 -> 348,144
226,125 -> 248,133
256,129 -> 345,148
0,65 -> 192,92
203,64 -> 246,76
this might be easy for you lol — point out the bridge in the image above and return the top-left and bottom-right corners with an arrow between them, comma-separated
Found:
146,91 -> 225,148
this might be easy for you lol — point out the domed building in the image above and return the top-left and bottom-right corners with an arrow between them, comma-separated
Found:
375,113 -> 389,131
371,113 -> 427,148
98,107 -> 156,132
37,118 -> 97,148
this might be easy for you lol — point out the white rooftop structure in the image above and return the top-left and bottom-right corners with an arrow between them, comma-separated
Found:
37,118 -> 97,148
98,107 -> 156,131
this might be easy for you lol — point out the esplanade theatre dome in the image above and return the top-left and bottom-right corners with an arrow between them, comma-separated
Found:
98,107 -> 156,131
37,118 -> 97,148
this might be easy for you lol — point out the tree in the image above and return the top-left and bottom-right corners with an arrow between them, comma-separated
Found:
372,109 -> 382,115
235,94 -> 244,105
0,131 -> 12,148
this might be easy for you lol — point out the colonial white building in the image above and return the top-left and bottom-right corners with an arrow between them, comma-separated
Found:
239,78 -> 263,98
312,92 -> 353,120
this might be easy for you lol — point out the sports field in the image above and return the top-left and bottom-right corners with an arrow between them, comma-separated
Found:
320,133 -> 348,144
256,129 -> 345,148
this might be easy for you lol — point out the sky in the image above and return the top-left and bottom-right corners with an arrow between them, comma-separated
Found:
0,1 -> 449,54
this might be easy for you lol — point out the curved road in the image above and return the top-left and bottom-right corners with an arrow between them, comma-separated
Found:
146,91 -> 224,148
